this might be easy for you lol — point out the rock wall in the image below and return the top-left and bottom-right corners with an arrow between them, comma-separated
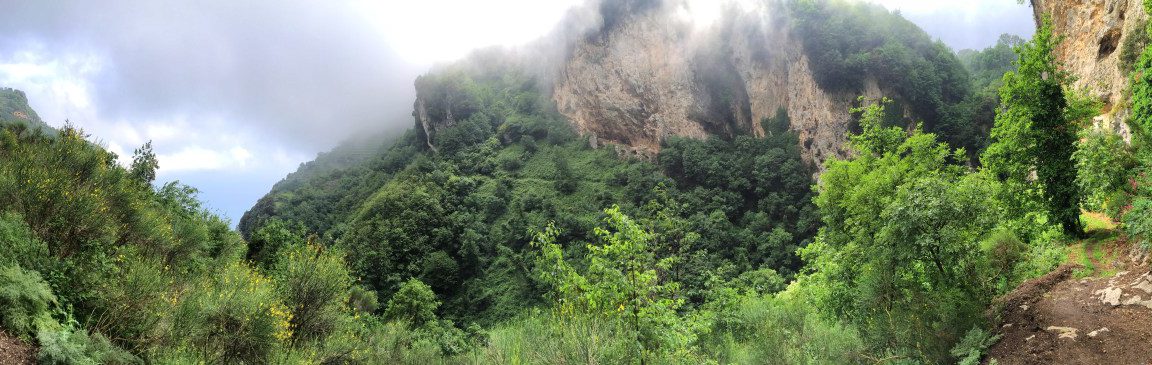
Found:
1033,0 -> 1149,135
552,2 -> 880,165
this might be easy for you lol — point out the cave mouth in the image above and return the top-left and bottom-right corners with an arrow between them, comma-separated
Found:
1099,28 -> 1122,59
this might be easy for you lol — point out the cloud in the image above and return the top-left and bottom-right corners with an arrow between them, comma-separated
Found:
0,1 -> 424,151
864,0 -> 1035,50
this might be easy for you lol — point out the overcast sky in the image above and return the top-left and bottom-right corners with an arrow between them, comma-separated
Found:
0,0 -> 1035,225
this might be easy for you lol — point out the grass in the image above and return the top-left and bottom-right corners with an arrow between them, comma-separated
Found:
1071,211 -> 1123,278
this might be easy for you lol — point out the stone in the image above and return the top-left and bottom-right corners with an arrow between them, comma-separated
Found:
1096,287 -> 1123,306
1046,326 -> 1079,340
1088,327 -> 1111,337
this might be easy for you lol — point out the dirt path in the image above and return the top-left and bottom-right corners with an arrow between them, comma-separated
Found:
0,330 -> 34,365
986,263 -> 1152,364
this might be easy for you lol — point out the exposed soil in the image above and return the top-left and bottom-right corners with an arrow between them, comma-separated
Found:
986,262 -> 1152,365
0,330 -> 34,365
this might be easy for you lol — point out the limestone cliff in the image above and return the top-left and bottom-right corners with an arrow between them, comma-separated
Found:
1033,0 -> 1149,135
551,1 -> 884,165
413,0 -> 940,168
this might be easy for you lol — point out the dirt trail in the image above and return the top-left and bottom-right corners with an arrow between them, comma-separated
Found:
0,330 -> 34,365
986,262 -> 1152,364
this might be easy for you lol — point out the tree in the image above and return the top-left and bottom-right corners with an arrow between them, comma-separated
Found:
533,206 -> 689,362
383,278 -> 440,329
804,100 -> 1001,362
982,17 -> 1086,236
129,141 -> 159,185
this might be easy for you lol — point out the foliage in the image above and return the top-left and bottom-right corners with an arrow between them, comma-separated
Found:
1133,1 -> 1152,144
0,264 -> 56,339
534,206 -> 691,360
128,141 -> 159,185
958,34 -> 1024,92
270,242 -> 354,344
383,278 -> 441,329
698,286 -> 866,365
789,0 -> 984,153
172,263 -> 292,364
1074,128 -> 1135,211
1124,198 -> 1152,250
36,317 -> 141,365
804,99 -> 1004,363
983,17 -> 1089,236
950,327 -> 1002,365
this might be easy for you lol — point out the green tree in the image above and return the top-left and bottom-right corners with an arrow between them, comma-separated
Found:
383,278 -> 440,329
534,206 -> 690,362
982,17 -> 1086,236
129,141 -> 159,185
804,100 -> 1001,362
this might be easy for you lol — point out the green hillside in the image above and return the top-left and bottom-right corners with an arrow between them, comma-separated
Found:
0,87 -> 53,134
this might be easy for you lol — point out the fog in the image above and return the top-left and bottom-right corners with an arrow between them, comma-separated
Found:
0,0 -> 1036,223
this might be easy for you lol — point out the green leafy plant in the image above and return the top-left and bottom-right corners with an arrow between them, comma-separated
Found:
1124,198 -> 1152,250
950,327 -> 1002,365
0,264 -> 56,338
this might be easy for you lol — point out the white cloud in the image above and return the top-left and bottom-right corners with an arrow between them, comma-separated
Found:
0,46 -> 307,179
354,0 -> 583,64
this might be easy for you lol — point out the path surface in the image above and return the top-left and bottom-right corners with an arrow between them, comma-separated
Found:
0,330 -> 34,365
986,263 -> 1152,364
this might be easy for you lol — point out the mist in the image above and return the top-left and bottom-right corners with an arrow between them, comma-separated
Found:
0,0 -> 1036,223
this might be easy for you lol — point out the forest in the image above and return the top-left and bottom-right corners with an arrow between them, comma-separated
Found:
1,0 -> 1151,364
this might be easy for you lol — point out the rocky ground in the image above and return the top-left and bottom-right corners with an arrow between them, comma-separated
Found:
0,330 -> 34,365
987,254 -> 1152,364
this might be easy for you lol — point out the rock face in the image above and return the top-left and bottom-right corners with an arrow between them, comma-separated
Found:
552,2 -> 880,165
1033,0 -> 1149,136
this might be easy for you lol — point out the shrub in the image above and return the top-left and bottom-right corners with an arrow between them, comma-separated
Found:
478,312 -> 635,365
1073,128 -> 1134,211
1125,198 -> 1152,250
700,291 -> 866,365
950,327 -> 1002,365
383,278 -> 439,329
173,263 -> 290,364
271,243 -> 353,343
0,212 -> 49,270
36,317 -> 141,365
0,264 -> 56,338
981,230 -> 1027,291
85,248 -> 170,351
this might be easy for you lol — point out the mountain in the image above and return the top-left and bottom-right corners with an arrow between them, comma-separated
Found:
240,0 -> 991,325
415,0 -> 980,166
0,88 -> 53,134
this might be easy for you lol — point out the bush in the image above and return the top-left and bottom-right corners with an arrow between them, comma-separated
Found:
0,212 -> 50,271
173,263 -> 290,364
271,243 -> 353,344
981,230 -> 1027,291
0,264 -> 56,338
85,249 -> 170,351
383,278 -> 439,329
477,312 -> 636,365
36,317 -> 140,365
1073,128 -> 1134,211
1125,198 -> 1152,250
951,327 -> 1002,365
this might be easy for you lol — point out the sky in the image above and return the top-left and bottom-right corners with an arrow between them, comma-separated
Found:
0,0 -> 1035,225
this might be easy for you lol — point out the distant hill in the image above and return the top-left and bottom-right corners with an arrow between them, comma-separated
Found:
0,87 -> 54,134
